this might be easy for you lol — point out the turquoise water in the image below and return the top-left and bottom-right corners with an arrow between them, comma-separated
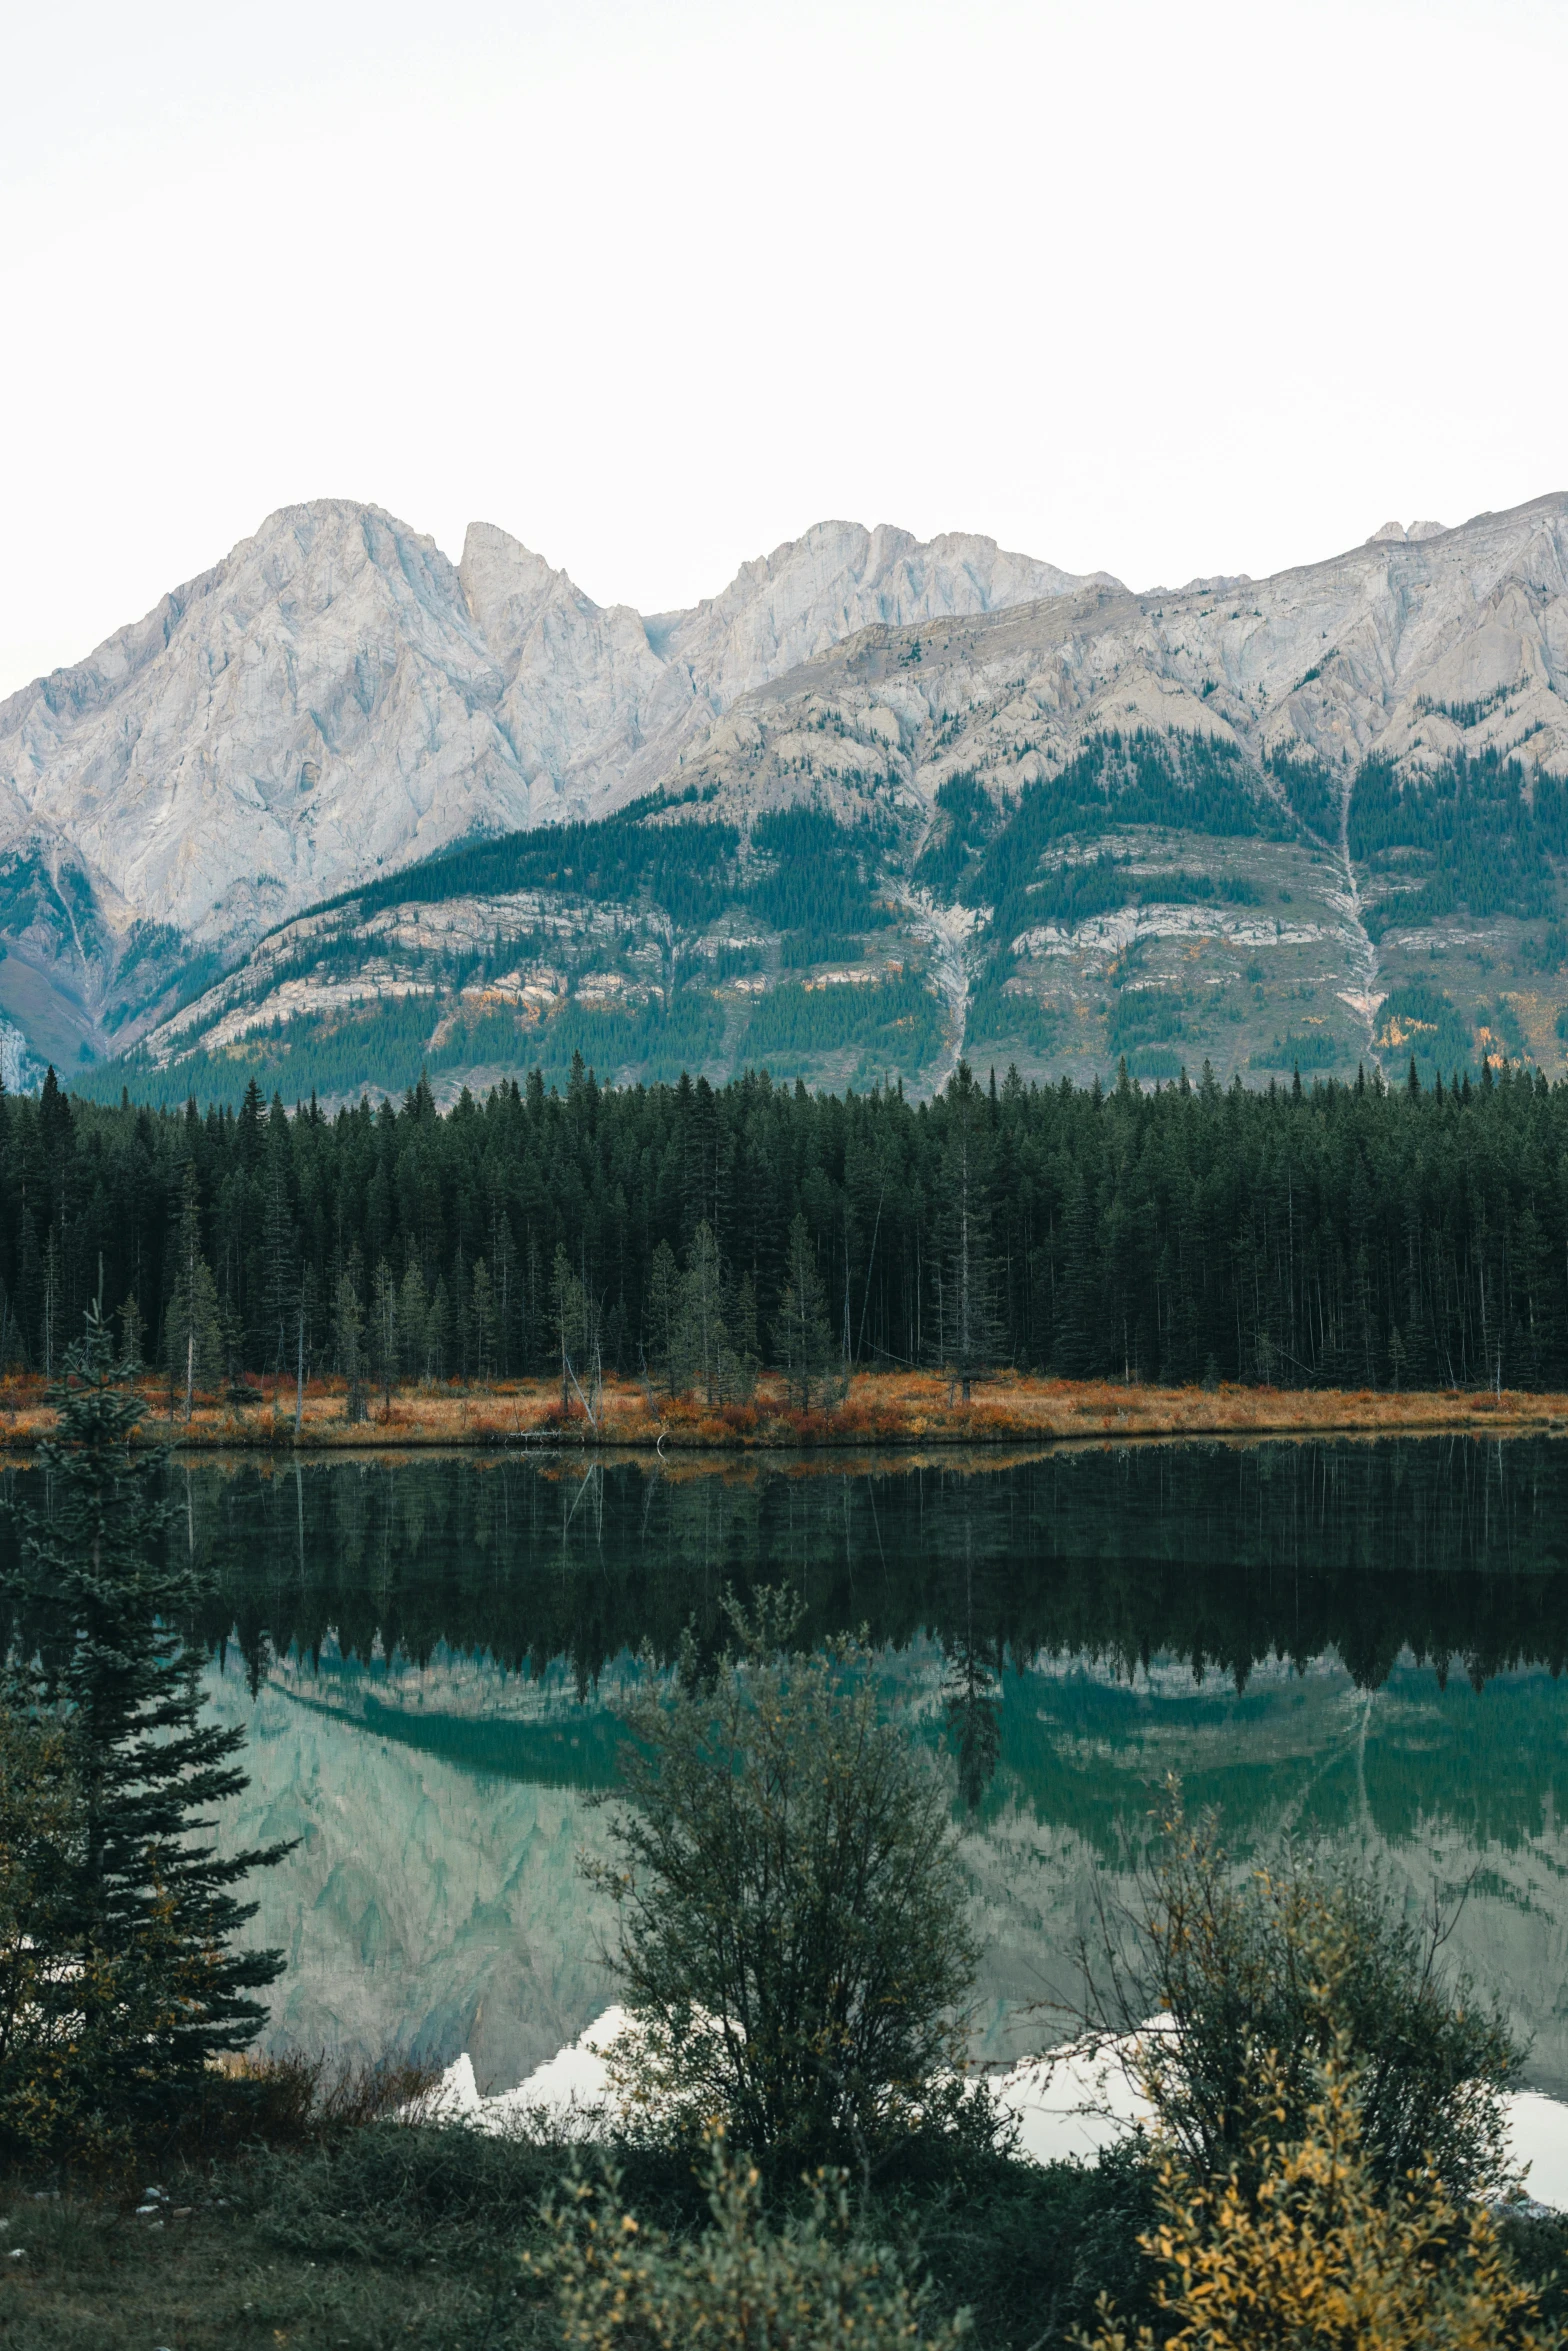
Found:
172,1441 -> 1568,2093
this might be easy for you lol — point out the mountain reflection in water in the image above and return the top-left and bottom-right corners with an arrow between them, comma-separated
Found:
14,1440 -> 1568,2095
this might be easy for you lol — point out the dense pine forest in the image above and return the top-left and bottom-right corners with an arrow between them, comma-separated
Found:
6,1046 -> 1568,1394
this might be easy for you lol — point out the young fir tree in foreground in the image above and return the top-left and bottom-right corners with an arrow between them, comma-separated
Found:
3,1302 -> 290,2150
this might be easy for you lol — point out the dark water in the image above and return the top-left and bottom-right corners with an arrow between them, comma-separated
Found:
31,1439 -> 1568,2092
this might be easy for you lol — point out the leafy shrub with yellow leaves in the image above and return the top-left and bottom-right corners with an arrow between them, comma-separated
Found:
525,2127 -> 972,2349
1079,2042 -> 1549,2351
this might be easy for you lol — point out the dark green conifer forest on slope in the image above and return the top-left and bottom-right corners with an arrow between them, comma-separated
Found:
6,1049 -> 1568,1393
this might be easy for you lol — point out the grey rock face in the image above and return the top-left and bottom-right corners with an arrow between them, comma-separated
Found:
4,489 -> 1565,1079
674,492 -> 1568,829
0,506 -> 1102,957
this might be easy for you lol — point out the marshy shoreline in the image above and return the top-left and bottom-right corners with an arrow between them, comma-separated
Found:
3,1369 -> 1566,1454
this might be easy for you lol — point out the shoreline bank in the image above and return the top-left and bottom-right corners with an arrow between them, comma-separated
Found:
2,1371 -> 1565,1453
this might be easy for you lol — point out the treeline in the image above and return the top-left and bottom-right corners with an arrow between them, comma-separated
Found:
7,1048 -> 1568,1394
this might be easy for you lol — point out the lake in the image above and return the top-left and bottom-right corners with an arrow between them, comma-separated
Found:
165,1439 -> 1568,2096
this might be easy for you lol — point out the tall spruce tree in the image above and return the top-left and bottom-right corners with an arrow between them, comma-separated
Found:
332,1261 -> 367,1423
165,1162 -> 224,1416
935,1066 -> 1001,1402
5,1303 -> 290,2136
773,1214 -> 834,1410
646,1240 -> 681,1396
370,1258 -> 399,1414
676,1221 -> 735,1405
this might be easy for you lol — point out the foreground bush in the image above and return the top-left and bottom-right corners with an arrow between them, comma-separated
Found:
527,2129 -> 972,2349
1081,2045 -> 1548,2351
595,1587 -> 982,2178
1087,1784 -> 1519,2205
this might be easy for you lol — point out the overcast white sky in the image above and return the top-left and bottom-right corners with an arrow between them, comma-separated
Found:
1,0 -> 1564,699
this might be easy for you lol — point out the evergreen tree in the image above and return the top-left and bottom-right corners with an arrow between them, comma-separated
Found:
773,1214 -> 834,1411
165,1164 -> 223,1416
0,1708 -> 81,2153
260,1110 -> 297,1374
42,1226 -> 61,1379
332,1261 -> 367,1422
646,1239 -> 681,1396
935,1068 -> 1001,1402
117,1291 -> 145,1372
676,1221 -> 734,1404
731,1269 -> 761,1401
4,1304 -> 289,2144
370,1258 -> 398,1414
397,1262 -> 429,1385
551,1244 -> 597,1416
426,1276 -> 451,1382
471,1257 -> 498,1387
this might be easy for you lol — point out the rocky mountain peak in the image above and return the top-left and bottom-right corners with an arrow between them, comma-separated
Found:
0,504 -> 1107,1028
1368,517 -> 1449,545
4,490 -> 1565,1089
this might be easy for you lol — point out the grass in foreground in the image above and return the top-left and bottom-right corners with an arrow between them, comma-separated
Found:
0,2123 -> 1165,2351
4,2129 -> 1564,2351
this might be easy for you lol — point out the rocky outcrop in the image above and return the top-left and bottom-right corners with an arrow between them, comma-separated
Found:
0,507 -> 1103,957
4,489 -> 1565,1078
673,493 -> 1568,829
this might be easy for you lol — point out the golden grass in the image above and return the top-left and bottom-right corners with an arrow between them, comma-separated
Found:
1,1368 -> 1566,1453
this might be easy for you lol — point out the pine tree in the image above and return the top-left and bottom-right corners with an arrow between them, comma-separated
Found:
426,1277 -> 451,1382
333,1261 -> 367,1423
370,1259 -> 399,1415
4,1303 -> 290,2143
397,1263 -> 429,1385
773,1214 -> 834,1411
677,1221 -> 734,1404
551,1244 -> 596,1415
260,1111 -> 297,1374
471,1257 -> 498,1387
165,1165 -> 223,1417
646,1240 -> 681,1396
42,1226 -> 61,1379
936,1069 -> 1001,1402
117,1291 -> 145,1372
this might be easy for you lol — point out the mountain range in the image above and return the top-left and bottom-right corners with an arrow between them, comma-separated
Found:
2,489 -> 1565,1104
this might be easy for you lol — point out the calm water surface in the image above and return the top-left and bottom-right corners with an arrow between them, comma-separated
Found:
166,1440 -> 1568,2094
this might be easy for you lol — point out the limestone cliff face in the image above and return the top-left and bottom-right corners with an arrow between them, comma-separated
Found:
453,517 -> 1112,816
0,505 -> 521,952
6,491 -> 1565,1077
674,495 -> 1568,833
0,507 -> 1100,955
